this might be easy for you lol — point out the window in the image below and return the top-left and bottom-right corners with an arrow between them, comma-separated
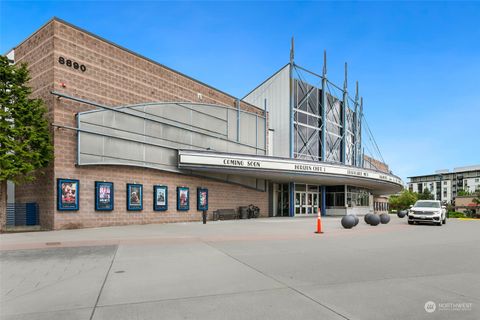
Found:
335,193 -> 345,207
414,201 -> 440,208
444,181 -> 447,185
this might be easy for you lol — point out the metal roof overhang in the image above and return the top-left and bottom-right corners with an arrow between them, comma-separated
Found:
178,150 -> 403,195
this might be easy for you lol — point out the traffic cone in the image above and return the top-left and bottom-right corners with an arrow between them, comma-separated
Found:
315,210 -> 323,234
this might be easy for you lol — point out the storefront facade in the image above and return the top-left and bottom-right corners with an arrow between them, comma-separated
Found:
7,18 -> 402,230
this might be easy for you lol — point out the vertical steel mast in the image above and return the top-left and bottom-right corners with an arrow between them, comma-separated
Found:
321,51 -> 327,162
320,51 -> 327,217
354,81 -> 359,167
360,97 -> 364,167
342,62 -> 348,164
289,37 -> 295,217
289,37 -> 295,159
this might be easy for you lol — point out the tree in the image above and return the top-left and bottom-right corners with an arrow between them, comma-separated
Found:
457,189 -> 472,196
389,189 -> 417,211
0,56 -> 53,231
473,195 -> 480,206
417,188 -> 434,200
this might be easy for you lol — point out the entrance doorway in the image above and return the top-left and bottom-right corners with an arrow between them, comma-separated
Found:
274,183 -> 290,217
294,184 -> 319,216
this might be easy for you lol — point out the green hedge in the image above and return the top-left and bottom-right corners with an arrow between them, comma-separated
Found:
448,211 -> 465,218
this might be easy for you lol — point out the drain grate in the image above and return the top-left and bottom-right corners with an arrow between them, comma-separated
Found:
45,242 -> 61,246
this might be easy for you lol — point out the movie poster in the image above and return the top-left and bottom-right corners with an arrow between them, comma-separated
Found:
57,179 -> 79,211
154,185 -> 168,211
177,187 -> 189,211
197,188 -> 208,211
127,184 -> 143,211
95,181 -> 114,211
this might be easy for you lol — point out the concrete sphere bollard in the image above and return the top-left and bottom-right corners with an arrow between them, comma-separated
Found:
397,210 -> 407,218
364,213 -> 373,224
369,214 -> 381,226
353,215 -> 359,226
380,213 -> 390,224
341,215 -> 356,229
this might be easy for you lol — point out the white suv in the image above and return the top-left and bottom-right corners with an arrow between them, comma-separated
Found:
408,200 -> 446,226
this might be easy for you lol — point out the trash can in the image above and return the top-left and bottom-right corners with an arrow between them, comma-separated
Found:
239,206 -> 249,219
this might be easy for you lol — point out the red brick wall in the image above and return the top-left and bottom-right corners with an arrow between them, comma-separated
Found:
14,18 -> 268,230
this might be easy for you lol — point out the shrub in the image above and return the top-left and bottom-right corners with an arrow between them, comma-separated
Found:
448,211 -> 465,218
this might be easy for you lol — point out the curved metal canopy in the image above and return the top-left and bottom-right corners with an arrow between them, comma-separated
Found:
178,150 -> 403,195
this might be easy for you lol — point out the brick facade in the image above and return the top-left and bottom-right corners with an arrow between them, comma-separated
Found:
13,18 -> 267,230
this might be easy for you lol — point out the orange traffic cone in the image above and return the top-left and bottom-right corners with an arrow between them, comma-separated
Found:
315,210 -> 323,234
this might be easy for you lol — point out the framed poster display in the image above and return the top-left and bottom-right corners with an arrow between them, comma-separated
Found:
197,188 -> 208,211
127,183 -> 143,211
153,185 -> 168,211
177,187 -> 189,211
95,181 -> 114,211
57,178 -> 79,211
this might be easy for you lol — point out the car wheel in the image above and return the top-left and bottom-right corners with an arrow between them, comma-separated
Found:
437,221 -> 442,226
442,216 -> 446,224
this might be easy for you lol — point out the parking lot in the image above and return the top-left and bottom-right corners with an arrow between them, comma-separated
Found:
1,216 -> 479,320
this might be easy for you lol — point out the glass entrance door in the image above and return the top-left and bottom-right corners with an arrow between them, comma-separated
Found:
295,192 -> 305,215
295,191 -> 318,216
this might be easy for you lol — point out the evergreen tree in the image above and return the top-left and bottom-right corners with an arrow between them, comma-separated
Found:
0,55 -> 53,231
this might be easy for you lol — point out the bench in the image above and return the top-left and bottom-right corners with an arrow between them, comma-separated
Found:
213,209 -> 238,221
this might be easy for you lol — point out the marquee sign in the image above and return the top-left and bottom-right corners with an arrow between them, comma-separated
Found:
178,150 -> 403,187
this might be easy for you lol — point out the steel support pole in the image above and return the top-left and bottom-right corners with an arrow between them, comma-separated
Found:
289,182 -> 295,217
360,97 -> 364,167
342,62 -> 348,164
255,114 -> 258,155
236,99 -> 240,142
289,37 -> 295,159
321,186 -> 326,217
264,98 -> 267,156
321,51 -> 327,162
354,81 -> 359,167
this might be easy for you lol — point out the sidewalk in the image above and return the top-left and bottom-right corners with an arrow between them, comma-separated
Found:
1,217 -> 479,320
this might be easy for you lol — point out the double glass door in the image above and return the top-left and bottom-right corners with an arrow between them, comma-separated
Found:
295,191 -> 319,215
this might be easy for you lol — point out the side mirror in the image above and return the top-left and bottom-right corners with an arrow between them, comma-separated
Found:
409,205 -> 413,209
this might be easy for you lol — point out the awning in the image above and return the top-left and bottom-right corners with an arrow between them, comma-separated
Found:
178,150 -> 403,195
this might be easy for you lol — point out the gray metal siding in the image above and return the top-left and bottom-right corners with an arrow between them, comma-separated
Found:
243,65 -> 291,158
77,102 -> 266,175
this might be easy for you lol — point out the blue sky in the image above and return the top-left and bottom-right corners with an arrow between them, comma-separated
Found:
1,1 -> 479,182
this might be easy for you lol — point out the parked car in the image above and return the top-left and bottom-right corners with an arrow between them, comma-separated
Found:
408,200 -> 446,226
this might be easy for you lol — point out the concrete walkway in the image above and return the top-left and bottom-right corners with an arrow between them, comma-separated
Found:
1,217 -> 479,319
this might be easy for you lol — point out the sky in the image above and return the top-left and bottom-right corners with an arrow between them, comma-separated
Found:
1,1 -> 479,183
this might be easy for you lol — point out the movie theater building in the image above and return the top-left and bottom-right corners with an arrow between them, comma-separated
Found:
5,18 -> 402,230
